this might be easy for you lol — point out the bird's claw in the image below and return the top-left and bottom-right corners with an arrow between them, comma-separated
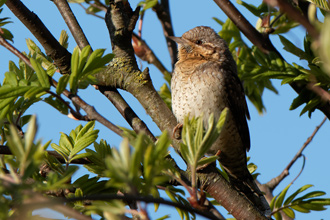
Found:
172,123 -> 183,140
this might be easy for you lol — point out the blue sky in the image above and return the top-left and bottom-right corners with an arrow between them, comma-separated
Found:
1,0 -> 330,219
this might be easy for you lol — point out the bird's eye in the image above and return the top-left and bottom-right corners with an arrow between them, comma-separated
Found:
195,40 -> 202,45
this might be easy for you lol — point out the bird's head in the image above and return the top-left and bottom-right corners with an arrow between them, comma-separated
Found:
169,26 -> 229,62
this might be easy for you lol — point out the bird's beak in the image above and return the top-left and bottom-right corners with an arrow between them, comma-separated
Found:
168,36 -> 187,45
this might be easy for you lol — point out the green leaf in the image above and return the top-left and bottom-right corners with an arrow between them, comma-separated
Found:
282,207 -> 295,218
56,74 -> 70,94
297,191 -> 326,200
69,47 -> 80,93
0,28 -> 13,42
70,152 -> 91,161
275,184 -> 292,208
0,97 -> 15,111
78,45 -> 92,77
0,86 -> 30,98
82,48 -> 108,75
279,35 -> 310,61
24,87 -> 48,99
291,204 -> 310,213
30,58 -> 51,88
197,155 -> 218,167
284,184 -> 314,205
319,15 -> 330,77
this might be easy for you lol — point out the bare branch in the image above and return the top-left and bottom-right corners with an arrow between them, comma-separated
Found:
53,0 -> 91,49
266,116 -> 327,190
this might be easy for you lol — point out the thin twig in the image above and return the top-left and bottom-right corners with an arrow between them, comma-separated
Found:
132,33 -> 170,76
90,2 -> 107,12
152,0 -> 177,69
78,3 -> 105,19
46,90 -> 88,121
53,0 -> 91,50
266,116 -> 327,191
138,11 -> 144,37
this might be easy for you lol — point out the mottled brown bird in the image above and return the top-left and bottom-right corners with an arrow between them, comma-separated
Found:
170,26 -> 270,214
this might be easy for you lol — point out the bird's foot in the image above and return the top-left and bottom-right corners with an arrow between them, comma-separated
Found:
172,123 -> 183,140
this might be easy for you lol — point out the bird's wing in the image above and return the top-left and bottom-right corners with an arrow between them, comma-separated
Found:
224,69 -> 251,151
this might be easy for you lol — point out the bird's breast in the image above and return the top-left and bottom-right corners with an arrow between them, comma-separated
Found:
171,61 -> 228,124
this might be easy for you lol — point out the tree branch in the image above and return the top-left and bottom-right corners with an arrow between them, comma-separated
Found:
152,0 -> 177,69
266,116 -> 327,190
66,194 -> 221,220
53,0 -> 91,49
97,85 -> 157,142
5,0 -> 71,74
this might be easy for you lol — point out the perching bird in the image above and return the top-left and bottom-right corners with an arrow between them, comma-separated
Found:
170,26 -> 270,215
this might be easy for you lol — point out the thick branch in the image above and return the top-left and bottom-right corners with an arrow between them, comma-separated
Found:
5,0 -> 71,74
53,0 -> 91,49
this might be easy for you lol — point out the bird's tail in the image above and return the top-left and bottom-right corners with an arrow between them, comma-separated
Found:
227,171 -> 271,217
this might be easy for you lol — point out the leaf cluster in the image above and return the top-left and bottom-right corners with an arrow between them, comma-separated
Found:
271,184 -> 330,219
51,121 -> 99,163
